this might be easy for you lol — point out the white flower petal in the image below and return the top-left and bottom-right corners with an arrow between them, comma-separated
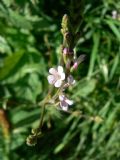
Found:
59,95 -> 65,101
47,75 -> 55,84
65,98 -> 73,105
61,106 -> 68,111
60,72 -> 65,80
60,101 -> 68,111
58,66 -> 63,74
49,68 -> 57,75
72,80 -> 76,84
54,79 -> 62,88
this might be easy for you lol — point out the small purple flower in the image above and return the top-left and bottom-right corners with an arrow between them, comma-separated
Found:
63,48 -> 69,55
63,48 -> 74,55
67,75 -> 76,85
47,66 -> 65,88
112,10 -> 117,19
111,10 -> 120,20
59,94 -> 73,111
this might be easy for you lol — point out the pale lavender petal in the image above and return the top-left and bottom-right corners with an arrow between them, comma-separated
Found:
60,72 -> 65,80
65,98 -> 73,105
61,106 -> 68,111
112,10 -> 117,19
57,66 -> 63,74
54,79 -> 62,88
67,75 -> 75,85
49,68 -> 57,75
60,101 -> 68,111
47,75 -> 55,84
59,95 -> 65,101
60,101 -> 67,107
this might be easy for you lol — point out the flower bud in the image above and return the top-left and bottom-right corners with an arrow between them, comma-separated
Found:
26,135 -> 37,146
67,75 -> 76,85
66,59 -> 71,69
73,62 -> 78,70
63,47 -> 74,56
63,47 -> 69,55
61,14 -> 69,34
64,32 -> 73,48
71,54 -> 86,72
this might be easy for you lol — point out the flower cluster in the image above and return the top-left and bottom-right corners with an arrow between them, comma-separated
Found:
47,14 -> 86,111
47,52 -> 85,111
27,14 -> 86,146
47,65 -> 75,111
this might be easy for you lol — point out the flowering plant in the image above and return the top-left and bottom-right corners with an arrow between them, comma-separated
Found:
26,14 -> 85,146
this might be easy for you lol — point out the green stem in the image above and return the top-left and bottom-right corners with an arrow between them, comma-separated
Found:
37,103 -> 46,133
36,84 -> 64,134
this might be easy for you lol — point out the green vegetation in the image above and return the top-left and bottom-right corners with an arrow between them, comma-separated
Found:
0,0 -> 120,159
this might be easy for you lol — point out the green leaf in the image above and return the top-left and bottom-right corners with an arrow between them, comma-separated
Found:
87,33 -> 100,78
109,54 -> 119,80
34,18 -> 56,31
13,73 -> 42,102
11,107 -> 40,128
106,20 -> 120,41
0,36 -> 11,54
72,79 -> 97,98
0,52 -> 24,80
9,10 -> 33,29
2,0 -> 13,7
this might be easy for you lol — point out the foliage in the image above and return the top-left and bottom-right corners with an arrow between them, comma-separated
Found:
0,0 -> 120,159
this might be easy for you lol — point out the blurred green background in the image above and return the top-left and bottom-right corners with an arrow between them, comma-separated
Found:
0,0 -> 120,159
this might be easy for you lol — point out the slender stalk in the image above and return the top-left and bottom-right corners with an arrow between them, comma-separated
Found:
38,103 -> 46,132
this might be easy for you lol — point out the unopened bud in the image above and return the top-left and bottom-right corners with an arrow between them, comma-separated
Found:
62,14 -> 69,25
66,59 -> 71,69
70,62 -> 78,72
63,48 -> 69,55
61,14 -> 69,34
71,54 -> 86,72
26,135 -> 37,146
67,75 -> 76,85
64,32 -> 73,48
63,47 -> 74,56
31,128 -> 37,134
73,62 -> 78,70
